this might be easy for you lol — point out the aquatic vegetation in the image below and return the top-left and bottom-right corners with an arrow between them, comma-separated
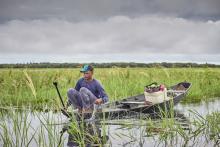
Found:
0,67 -> 219,146
0,108 -> 66,147
0,105 -> 219,147
0,68 -> 220,110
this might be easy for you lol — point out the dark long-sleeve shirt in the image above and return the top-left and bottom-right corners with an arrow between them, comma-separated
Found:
75,78 -> 109,103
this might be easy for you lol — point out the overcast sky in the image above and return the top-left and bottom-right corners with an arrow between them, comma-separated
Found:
0,0 -> 220,64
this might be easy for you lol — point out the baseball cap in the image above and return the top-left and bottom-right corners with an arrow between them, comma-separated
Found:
80,64 -> 94,72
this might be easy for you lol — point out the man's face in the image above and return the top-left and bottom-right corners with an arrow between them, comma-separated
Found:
83,71 -> 93,80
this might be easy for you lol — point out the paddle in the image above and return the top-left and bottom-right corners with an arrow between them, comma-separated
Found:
53,81 -> 71,118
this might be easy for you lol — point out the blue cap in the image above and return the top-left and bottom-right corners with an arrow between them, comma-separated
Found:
80,64 -> 94,72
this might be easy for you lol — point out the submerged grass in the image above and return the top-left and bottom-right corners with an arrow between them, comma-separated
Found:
0,67 -> 220,109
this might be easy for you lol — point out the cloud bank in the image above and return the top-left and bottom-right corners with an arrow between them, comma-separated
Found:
0,15 -> 219,56
0,0 -> 220,63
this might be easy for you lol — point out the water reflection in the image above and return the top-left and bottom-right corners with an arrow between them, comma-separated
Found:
0,98 -> 219,146
59,114 -> 109,147
58,109 -> 190,147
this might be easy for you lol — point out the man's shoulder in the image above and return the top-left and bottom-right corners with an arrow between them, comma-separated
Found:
93,78 -> 103,86
77,77 -> 84,83
93,78 -> 100,83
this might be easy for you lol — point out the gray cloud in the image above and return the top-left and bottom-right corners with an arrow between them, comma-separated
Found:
0,15 -> 219,55
0,0 -> 220,22
0,0 -> 220,63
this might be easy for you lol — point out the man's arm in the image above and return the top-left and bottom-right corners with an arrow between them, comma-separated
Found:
96,80 -> 108,103
75,78 -> 83,91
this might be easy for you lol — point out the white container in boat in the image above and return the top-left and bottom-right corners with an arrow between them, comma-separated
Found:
144,88 -> 168,104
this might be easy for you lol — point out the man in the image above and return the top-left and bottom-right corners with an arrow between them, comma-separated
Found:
67,64 -> 108,112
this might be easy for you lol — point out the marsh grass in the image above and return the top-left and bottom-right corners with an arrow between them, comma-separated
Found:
0,68 -> 220,110
0,67 -> 220,146
64,112 -> 110,147
0,107 -> 67,147
107,100 -> 219,147
145,102 -> 220,146
23,70 -> 36,99
0,110 -> 36,147
0,105 -> 219,147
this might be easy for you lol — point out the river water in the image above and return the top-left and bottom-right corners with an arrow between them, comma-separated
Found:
106,98 -> 220,147
0,98 -> 219,147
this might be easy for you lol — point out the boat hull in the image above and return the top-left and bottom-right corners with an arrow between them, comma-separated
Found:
72,82 -> 191,119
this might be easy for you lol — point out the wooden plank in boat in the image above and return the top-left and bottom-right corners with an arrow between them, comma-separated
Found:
120,101 -> 146,104
167,90 -> 185,93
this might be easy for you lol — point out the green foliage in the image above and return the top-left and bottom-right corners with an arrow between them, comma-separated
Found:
0,68 -> 220,110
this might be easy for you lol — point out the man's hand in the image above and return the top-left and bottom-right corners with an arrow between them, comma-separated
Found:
95,99 -> 102,104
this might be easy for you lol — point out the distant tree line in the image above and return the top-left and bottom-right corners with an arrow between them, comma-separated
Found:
0,62 -> 219,68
